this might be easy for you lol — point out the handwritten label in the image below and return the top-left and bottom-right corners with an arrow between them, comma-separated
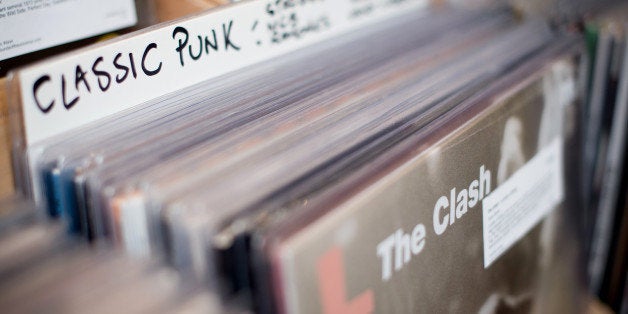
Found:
0,0 -> 137,62
16,0 -> 427,145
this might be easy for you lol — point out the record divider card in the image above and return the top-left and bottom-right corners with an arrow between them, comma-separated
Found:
8,0 -> 429,148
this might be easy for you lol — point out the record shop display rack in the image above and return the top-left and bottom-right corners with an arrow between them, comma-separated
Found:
0,0 -> 627,313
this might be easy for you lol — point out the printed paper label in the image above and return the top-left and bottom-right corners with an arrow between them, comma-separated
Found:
482,137 -> 564,268
0,0 -> 137,62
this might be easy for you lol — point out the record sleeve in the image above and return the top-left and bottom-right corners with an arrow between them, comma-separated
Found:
258,47 -> 585,314
0,76 -> 12,200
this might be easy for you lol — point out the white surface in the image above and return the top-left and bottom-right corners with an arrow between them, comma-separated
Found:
17,0 -> 427,145
482,137 -> 564,268
0,0 -> 136,61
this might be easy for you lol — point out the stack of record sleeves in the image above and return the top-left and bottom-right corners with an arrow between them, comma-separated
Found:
583,2 -> 628,312
1,2 -> 591,313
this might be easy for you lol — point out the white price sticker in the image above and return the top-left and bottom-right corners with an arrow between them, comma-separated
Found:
482,137 -> 564,268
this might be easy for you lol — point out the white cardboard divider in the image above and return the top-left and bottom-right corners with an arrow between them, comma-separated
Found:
15,0 -> 428,145
0,0 -> 137,62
